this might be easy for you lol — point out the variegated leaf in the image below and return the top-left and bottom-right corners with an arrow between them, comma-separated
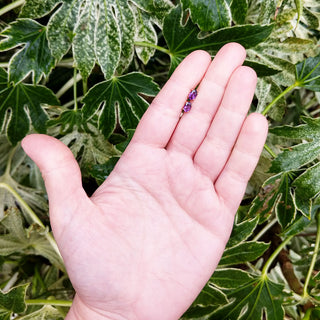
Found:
20,0 -> 172,79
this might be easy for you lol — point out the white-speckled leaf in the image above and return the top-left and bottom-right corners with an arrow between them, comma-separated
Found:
47,0 -> 82,60
256,77 -> 286,121
95,1 -> 121,79
134,6 -> 157,64
20,0 -> 171,78
20,0 -> 59,18
113,2 -> 136,74
73,0 -> 96,79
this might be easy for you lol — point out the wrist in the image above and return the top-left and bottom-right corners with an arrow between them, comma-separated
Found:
65,295 -> 129,320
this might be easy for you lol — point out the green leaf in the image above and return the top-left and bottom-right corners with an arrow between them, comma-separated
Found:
81,72 -> 159,138
0,19 -> 55,84
0,208 -> 64,270
210,268 -> 254,289
292,162 -> 320,218
163,5 -> 273,72
249,173 -> 296,229
181,0 -> 232,31
20,0 -> 170,79
0,284 -> 28,320
210,271 -> 287,320
244,60 -> 281,77
219,241 -> 269,266
182,282 -> 227,319
270,117 -> 320,172
227,216 -> 259,247
296,53 -> 320,91
0,68 -> 59,145
230,0 -> 248,24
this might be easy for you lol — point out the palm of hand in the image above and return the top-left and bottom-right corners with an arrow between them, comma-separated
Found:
22,43 -> 268,320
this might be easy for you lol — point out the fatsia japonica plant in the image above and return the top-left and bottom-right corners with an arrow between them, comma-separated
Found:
0,0 -> 320,318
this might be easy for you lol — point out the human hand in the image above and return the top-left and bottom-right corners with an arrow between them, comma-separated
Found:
22,43 -> 268,320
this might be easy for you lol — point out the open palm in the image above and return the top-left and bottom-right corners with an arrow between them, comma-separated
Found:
22,43 -> 268,320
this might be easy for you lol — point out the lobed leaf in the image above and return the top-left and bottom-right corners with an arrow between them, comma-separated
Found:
210,271 -> 287,320
181,0 -> 232,31
163,5 -> 274,73
0,19 -> 55,84
0,68 -> 59,145
20,0 -> 172,79
81,72 -> 159,138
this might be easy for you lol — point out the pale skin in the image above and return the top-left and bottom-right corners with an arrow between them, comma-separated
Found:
22,43 -> 268,320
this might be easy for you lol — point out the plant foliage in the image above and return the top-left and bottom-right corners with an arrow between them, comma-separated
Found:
0,0 -> 320,318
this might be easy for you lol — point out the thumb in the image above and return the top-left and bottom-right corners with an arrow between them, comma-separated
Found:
21,134 -> 89,236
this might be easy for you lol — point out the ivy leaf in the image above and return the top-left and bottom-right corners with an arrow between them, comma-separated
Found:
249,173 -> 296,229
181,0 -> 232,31
295,53 -> 320,91
20,0 -> 171,79
163,5 -> 274,72
0,19 -> 55,84
210,269 -> 287,320
0,284 -> 28,320
81,72 -> 159,138
0,68 -> 59,145
0,208 -> 64,270
219,241 -> 269,266
270,117 -> 320,172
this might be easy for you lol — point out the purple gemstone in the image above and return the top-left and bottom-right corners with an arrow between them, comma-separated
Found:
188,89 -> 197,101
183,102 -> 192,112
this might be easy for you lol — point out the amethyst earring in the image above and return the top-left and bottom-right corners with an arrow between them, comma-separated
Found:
182,89 -> 197,113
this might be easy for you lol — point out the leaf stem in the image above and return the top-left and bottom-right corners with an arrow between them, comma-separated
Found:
261,82 -> 298,116
303,209 -> 320,298
263,143 -> 277,158
25,298 -> 72,307
0,0 -> 25,17
56,72 -> 82,99
0,182 -> 64,267
253,218 -> 278,241
261,234 -> 294,277
134,41 -> 171,55
73,68 -> 78,111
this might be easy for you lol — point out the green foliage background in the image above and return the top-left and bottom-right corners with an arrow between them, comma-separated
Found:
0,0 -> 320,318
